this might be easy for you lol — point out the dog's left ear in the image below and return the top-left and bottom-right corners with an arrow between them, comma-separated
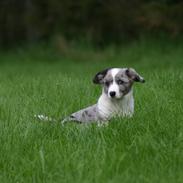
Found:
93,68 -> 110,84
126,68 -> 145,83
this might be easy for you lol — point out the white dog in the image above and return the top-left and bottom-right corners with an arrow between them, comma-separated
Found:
59,67 -> 145,123
37,68 -> 145,124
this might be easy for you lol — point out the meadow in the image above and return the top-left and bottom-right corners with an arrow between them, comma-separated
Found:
0,38 -> 183,183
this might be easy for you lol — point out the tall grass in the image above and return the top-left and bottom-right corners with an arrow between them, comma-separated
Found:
0,39 -> 183,183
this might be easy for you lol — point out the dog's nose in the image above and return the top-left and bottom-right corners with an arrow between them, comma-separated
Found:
109,91 -> 116,98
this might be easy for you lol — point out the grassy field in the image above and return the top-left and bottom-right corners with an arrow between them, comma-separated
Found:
0,39 -> 183,183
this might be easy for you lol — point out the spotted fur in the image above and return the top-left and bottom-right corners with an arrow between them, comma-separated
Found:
61,67 -> 145,124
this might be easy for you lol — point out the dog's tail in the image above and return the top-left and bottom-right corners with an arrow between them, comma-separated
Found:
34,114 -> 57,122
34,114 -> 78,125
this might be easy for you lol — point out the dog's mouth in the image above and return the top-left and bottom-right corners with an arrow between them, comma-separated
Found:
108,94 -> 123,100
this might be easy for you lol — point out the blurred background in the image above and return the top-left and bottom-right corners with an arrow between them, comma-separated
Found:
1,2 -> 183,183
0,0 -> 183,48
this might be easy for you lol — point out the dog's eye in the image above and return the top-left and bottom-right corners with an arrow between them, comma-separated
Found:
117,80 -> 124,85
104,81 -> 110,86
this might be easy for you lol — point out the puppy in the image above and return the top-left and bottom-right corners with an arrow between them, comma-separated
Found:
61,68 -> 145,124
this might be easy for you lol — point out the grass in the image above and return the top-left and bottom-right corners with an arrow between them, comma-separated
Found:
0,38 -> 183,183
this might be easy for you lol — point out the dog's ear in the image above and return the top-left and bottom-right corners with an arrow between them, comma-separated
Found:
93,68 -> 110,84
126,68 -> 145,83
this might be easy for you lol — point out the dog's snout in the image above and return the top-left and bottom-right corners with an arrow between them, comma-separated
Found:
109,91 -> 116,98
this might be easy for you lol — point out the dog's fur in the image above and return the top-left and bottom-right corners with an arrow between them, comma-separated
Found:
61,68 -> 145,124
36,68 -> 145,124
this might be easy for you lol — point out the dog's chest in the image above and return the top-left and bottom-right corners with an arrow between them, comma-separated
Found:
97,91 -> 134,119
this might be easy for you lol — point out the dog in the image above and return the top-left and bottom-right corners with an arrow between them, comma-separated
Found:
37,68 -> 145,124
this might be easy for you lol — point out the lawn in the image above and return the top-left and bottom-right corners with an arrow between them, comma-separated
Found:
0,38 -> 183,183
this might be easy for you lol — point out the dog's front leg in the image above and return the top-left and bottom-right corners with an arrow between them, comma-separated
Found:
97,120 -> 109,127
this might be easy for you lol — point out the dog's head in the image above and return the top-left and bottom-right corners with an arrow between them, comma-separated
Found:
93,68 -> 145,99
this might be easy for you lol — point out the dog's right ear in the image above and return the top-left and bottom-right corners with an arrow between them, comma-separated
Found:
93,68 -> 110,84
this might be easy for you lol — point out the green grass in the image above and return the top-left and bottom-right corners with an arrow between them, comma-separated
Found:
0,39 -> 183,183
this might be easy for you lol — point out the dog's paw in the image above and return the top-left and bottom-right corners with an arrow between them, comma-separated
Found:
97,121 -> 109,127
